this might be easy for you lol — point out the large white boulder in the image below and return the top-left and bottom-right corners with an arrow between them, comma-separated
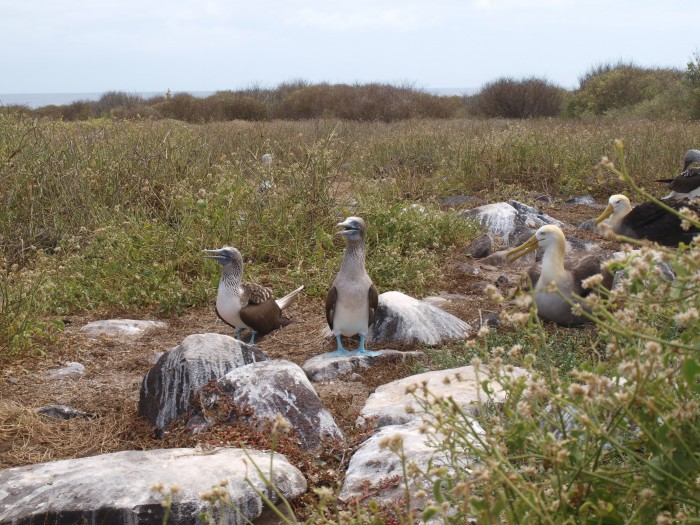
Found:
358,365 -> 528,428
0,448 -> 306,525
213,360 -> 343,450
139,333 -> 267,432
367,291 -> 471,346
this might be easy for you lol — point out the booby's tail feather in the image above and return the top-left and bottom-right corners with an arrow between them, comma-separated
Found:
276,285 -> 304,310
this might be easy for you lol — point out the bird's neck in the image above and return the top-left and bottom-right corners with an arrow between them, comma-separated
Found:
538,244 -> 567,288
220,263 -> 242,290
340,238 -> 367,277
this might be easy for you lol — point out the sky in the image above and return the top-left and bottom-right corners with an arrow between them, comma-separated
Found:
1,0 -> 699,95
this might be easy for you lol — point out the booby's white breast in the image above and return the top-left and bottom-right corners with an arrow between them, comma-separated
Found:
216,282 -> 246,330
332,273 -> 372,337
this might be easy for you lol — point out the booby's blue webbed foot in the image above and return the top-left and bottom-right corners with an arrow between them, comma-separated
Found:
324,348 -> 353,358
248,332 -> 257,345
350,348 -> 383,357
235,329 -> 242,341
354,335 -> 381,357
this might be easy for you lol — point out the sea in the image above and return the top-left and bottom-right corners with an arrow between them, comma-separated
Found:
0,88 -> 474,109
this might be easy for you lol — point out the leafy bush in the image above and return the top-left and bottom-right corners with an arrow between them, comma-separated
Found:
475,77 -> 564,118
566,61 -> 686,118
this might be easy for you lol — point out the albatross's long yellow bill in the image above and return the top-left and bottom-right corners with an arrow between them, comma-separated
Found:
594,204 -> 614,226
505,235 -> 539,264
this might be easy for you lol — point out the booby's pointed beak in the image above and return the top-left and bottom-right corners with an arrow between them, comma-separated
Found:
202,248 -> 229,262
336,219 -> 358,236
506,235 -> 539,264
594,204 -> 614,225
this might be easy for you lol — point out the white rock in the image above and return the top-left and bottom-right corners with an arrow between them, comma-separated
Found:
302,350 -> 423,382
367,291 -> 471,346
0,448 -> 306,525
44,361 -> 85,379
358,365 -> 528,428
215,360 -> 343,450
340,419 -> 483,507
139,333 -> 267,431
80,319 -> 168,339
461,200 -> 566,246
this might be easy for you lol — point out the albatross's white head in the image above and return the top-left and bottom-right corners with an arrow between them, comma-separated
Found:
506,224 -> 566,263
595,194 -> 631,228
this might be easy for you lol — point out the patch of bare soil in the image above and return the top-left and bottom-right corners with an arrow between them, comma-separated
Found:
0,203 -> 614,476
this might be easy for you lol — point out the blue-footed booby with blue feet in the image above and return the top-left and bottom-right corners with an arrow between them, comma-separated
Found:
203,246 -> 304,345
325,217 -> 380,357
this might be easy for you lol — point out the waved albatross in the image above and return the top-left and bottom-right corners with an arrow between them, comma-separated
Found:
595,194 -> 700,246
325,216 -> 380,357
506,225 -> 611,327
203,246 -> 304,344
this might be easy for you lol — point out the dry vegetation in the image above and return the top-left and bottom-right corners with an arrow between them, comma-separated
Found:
1,110 -> 699,523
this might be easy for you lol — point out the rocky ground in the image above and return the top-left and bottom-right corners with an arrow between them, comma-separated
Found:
0,199 -> 619,520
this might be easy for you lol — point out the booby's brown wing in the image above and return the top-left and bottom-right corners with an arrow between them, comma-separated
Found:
239,297 -> 286,336
368,284 -> 378,326
240,282 -> 274,307
656,168 -> 700,194
325,286 -> 337,329
621,198 -> 700,246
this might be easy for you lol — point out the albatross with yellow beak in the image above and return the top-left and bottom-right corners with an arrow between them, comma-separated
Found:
595,194 -> 700,246
506,225 -> 611,327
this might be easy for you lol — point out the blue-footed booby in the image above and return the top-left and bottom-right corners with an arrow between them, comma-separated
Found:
656,149 -> 700,200
325,217 -> 380,357
506,225 -> 612,327
595,194 -> 700,246
203,247 -> 303,344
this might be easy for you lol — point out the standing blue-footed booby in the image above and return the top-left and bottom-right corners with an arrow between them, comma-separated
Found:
203,247 -> 304,344
325,217 -> 380,357
506,225 -> 612,327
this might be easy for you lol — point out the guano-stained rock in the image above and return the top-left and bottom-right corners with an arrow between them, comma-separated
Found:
213,360 -> 343,450
357,365 -> 528,428
367,291 -> 471,346
0,448 -> 306,525
302,350 -> 423,382
139,333 -> 268,431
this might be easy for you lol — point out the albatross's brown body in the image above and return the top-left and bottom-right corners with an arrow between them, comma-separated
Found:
507,225 -> 612,327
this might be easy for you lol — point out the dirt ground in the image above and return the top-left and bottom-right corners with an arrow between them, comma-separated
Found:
0,202 -> 618,473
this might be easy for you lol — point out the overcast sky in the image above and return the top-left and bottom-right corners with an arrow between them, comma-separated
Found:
2,0 -> 698,94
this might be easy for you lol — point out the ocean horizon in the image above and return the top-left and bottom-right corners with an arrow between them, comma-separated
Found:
0,87 -> 475,109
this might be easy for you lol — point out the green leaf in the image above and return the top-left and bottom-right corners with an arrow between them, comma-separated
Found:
682,359 -> 700,392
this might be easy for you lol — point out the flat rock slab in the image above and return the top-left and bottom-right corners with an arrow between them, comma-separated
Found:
302,350 -> 423,382
340,419 -> 483,507
0,448 -> 306,525
367,291 -> 471,346
80,319 -> 169,338
43,361 -> 85,379
139,333 -> 268,431
358,365 -> 529,428
214,360 -> 343,450
36,405 -> 97,420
